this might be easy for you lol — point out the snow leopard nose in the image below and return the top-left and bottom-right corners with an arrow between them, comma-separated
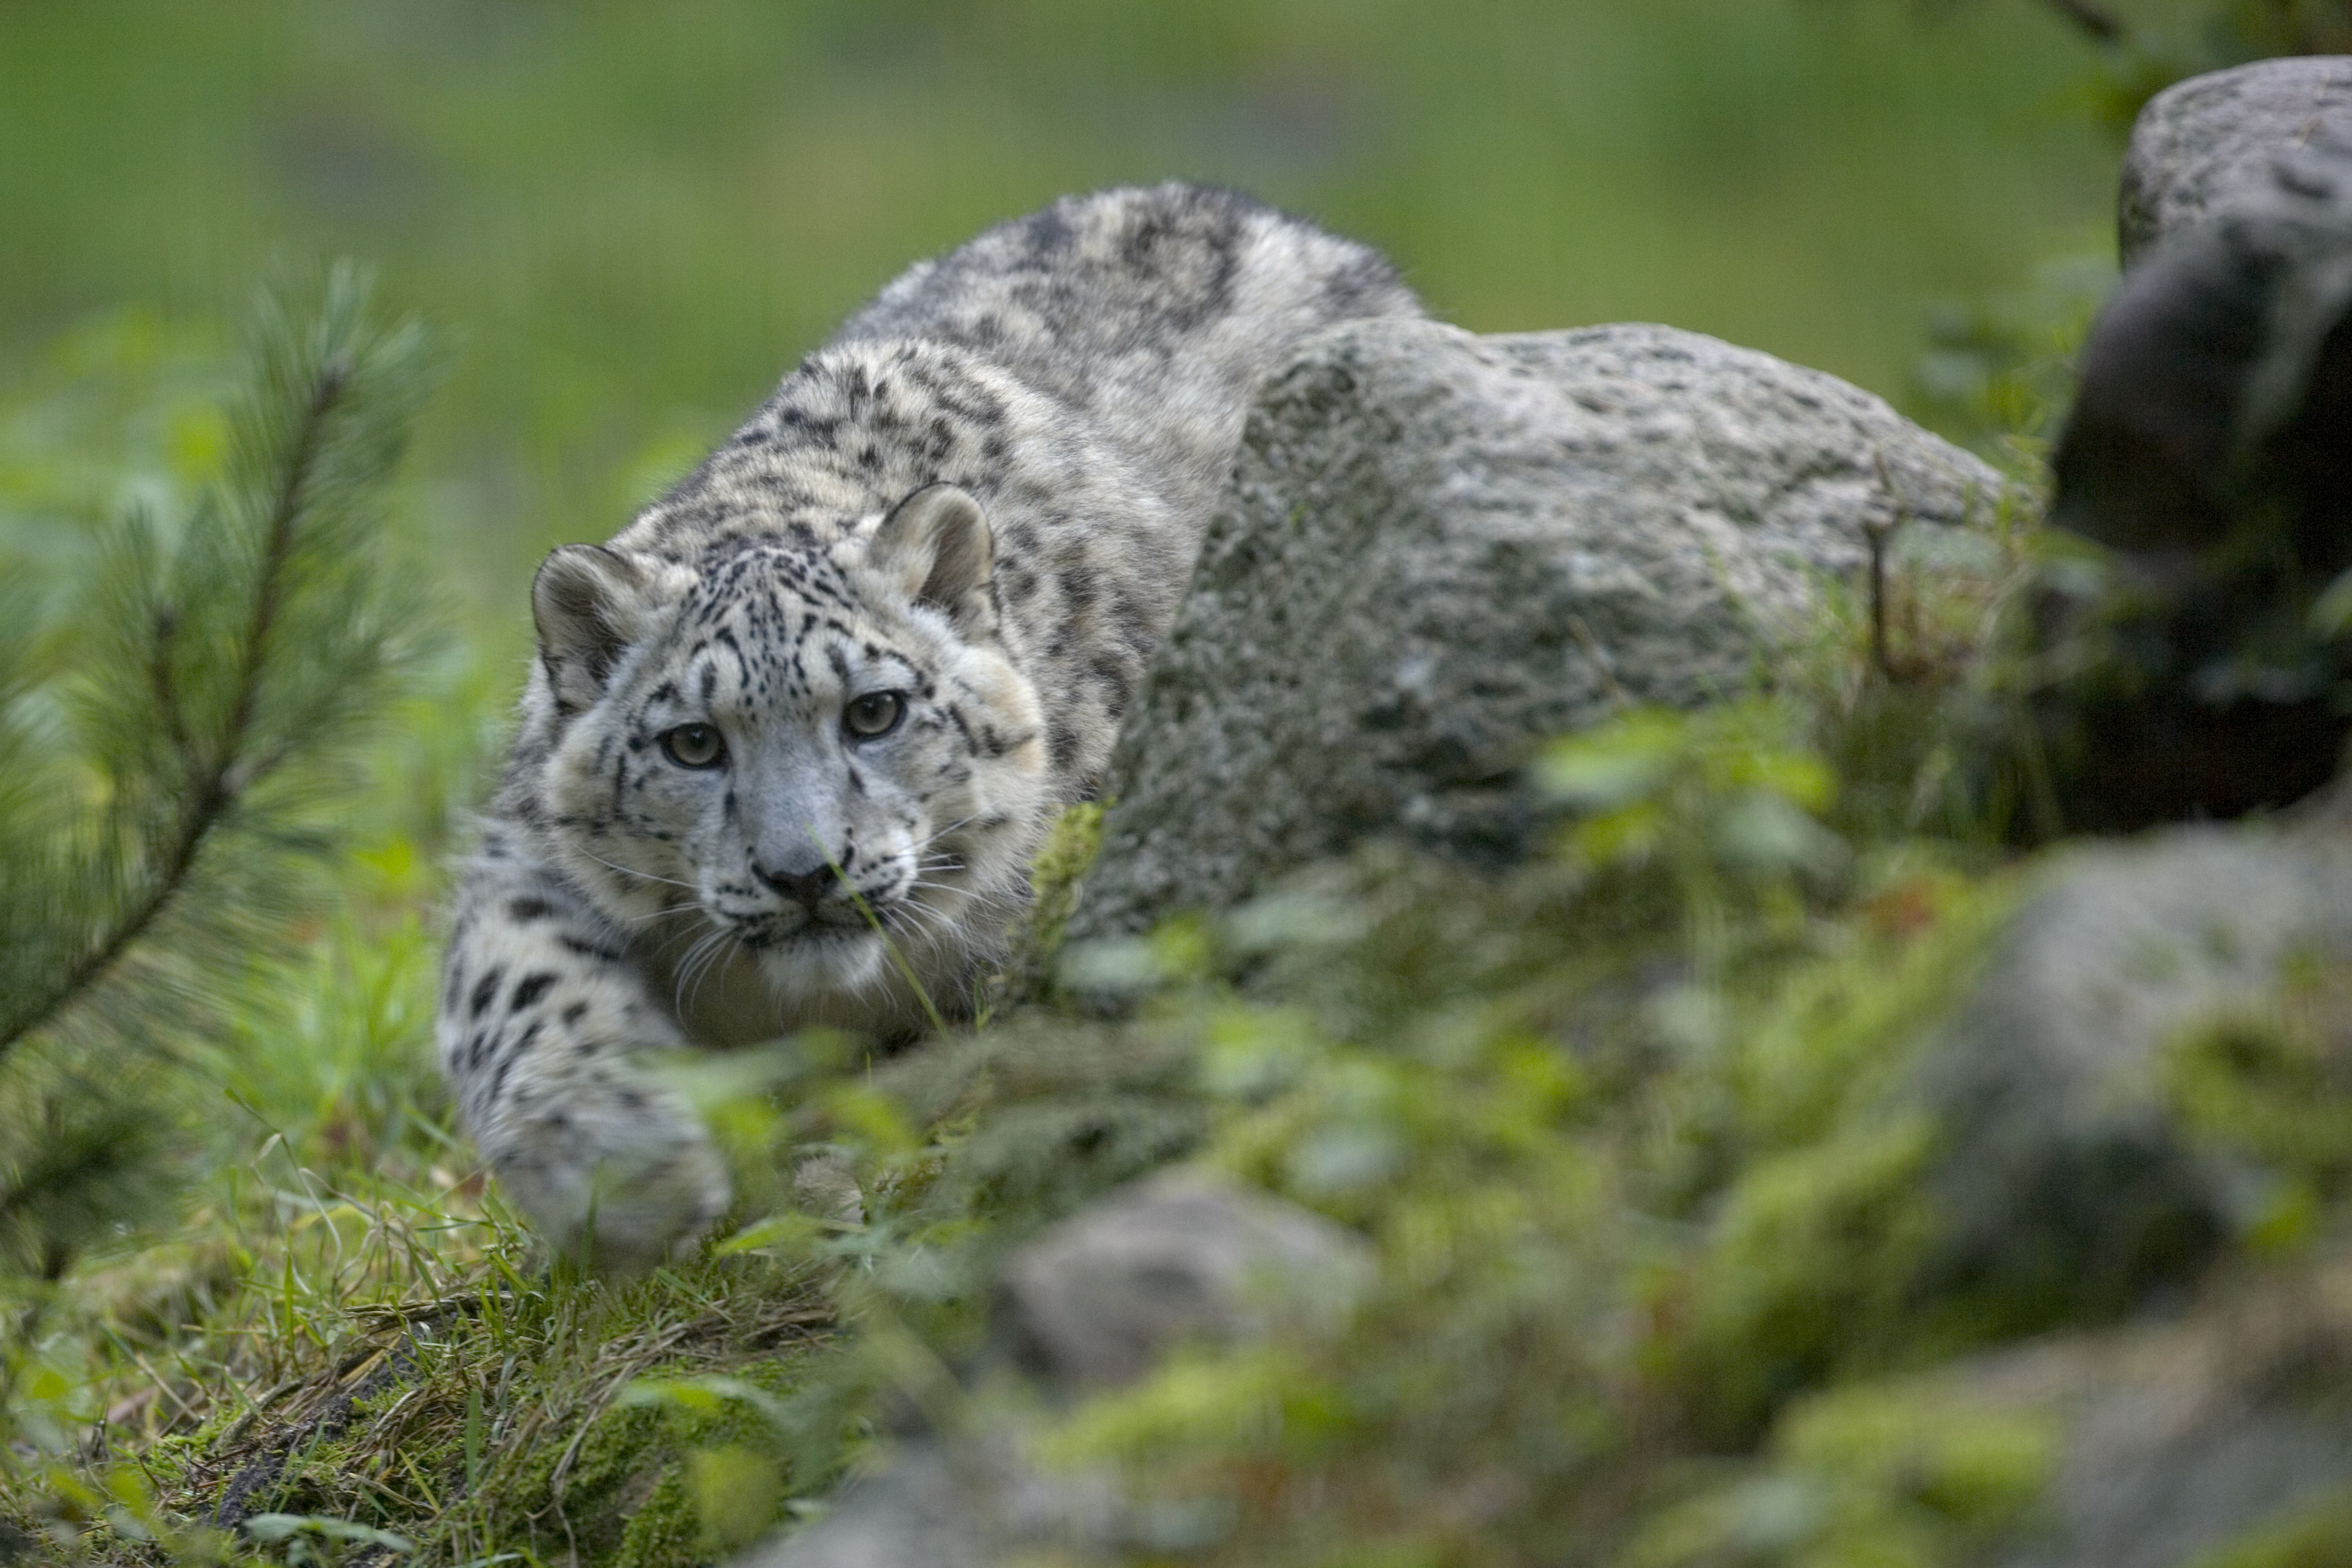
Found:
754,853 -> 838,910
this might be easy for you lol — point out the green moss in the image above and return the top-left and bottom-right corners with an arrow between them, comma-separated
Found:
2165,963 -> 2352,1194
2187,1484 -> 2352,1568
1655,870 -> 2019,1441
131,1432 -> 209,1501
1728,865 -> 2017,1154
468,1363 -> 809,1568
1619,1379 -> 2059,1568
482,1355 -> 810,1568
1675,1114 -> 1941,1441
616,1459 -> 708,1568
976,800 -> 1106,1017
1775,1383 -> 2056,1531
494,1398 -> 668,1565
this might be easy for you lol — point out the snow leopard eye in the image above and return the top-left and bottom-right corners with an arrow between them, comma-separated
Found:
659,723 -> 726,769
843,691 -> 905,740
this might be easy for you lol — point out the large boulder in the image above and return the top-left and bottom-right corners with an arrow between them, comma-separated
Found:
1068,319 -> 2009,941
1659,1255 -> 2352,1568
2118,54 -> 2352,264
1993,1269 -> 2352,1568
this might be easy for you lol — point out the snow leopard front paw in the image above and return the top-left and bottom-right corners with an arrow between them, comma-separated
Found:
485,1078 -> 731,1273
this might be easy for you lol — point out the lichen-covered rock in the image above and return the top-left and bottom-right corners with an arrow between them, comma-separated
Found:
1676,825 -> 2352,1441
1647,1256 -> 2352,1568
2118,55 -> 2352,265
1068,319 -> 2009,941
1913,829 -> 2352,1322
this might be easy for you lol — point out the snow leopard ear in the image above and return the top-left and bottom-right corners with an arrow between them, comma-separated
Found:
532,544 -> 657,713
868,484 -> 996,635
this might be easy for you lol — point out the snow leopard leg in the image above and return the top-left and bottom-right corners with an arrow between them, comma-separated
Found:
437,827 -> 728,1270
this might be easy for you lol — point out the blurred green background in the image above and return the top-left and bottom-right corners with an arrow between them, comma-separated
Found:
1,0 -> 2153,646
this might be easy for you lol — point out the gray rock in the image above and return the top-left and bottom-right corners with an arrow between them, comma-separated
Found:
1916,828 -> 2352,1318
2119,55 -> 2352,266
993,1166 -> 1370,1390
1685,1260 -> 2352,1568
731,1445 -> 982,1568
1069,319 -> 2009,942
729,1433 -> 1133,1568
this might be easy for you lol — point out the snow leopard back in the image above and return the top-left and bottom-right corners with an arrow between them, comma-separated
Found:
831,183 -> 1417,528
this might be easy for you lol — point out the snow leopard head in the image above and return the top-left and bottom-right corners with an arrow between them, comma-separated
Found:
527,484 -> 1050,1005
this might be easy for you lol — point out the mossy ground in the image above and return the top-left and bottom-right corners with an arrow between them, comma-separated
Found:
12,1217 -> 834,1565
12,720 -> 2352,1568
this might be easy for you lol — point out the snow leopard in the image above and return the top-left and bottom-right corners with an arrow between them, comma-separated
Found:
439,183 -> 1421,1266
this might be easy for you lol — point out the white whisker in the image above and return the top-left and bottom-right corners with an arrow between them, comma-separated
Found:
581,848 -> 700,893
669,933 -> 709,1015
685,927 -> 741,1016
623,902 -> 704,926
672,927 -> 732,1017
890,900 -> 961,951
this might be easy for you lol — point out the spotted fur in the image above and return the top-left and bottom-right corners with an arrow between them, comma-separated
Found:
439,184 -> 1420,1266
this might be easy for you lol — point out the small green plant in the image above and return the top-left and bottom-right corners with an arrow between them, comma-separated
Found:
1913,249 -> 2113,466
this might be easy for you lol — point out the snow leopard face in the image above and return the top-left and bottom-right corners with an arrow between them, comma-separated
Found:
530,485 -> 1049,1005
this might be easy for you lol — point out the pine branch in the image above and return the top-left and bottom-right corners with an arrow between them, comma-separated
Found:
0,1086 -> 165,1279
216,355 -> 348,790
0,271 -> 438,1077
0,362 -> 352,1057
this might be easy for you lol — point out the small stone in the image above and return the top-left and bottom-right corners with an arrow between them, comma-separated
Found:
993,1166 -> 1370,1391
